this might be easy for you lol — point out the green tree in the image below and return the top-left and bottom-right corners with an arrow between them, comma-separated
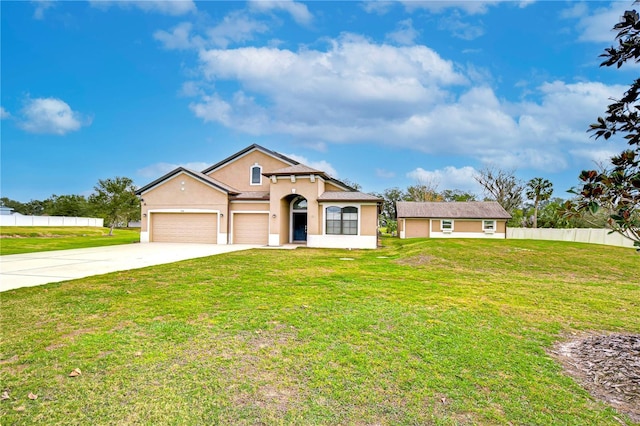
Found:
380,187 -> 407,220
440,189 -> 477,202
406,179 -> 441,202
44,194 -> 91,217
570,7 -> 640,249
89,177 -> 140,235
525,178 -> 553,228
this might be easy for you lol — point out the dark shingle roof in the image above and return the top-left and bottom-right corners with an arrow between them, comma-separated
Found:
397,201 -> 511,219
318,191 -> 382,202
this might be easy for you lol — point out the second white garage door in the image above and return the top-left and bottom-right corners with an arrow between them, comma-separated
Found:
151,213 -> 218,243
233,213 -> 268,244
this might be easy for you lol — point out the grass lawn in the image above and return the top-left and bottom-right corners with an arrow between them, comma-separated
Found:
1,238 -> 638,425
0,227 -> 141,255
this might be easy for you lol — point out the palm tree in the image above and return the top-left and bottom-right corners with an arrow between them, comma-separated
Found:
526,178 -> 553,228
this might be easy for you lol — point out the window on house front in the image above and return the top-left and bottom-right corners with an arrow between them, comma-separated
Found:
483,220 -> 496,231
326,206 -> 358,235
441,219 -> 453,232
251,165 -> 262,185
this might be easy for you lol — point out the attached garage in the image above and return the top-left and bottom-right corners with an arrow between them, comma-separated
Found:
233,213 -> 268,244
151,212 -> 218,243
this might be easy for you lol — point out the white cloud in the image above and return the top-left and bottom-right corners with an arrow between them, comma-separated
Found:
438,13 -> 485,40
0,106 -> 10,119
376,168 -> 396,179
569,148 -> 619,166
180,31 -> 626,172
90,0 -> 196,16
154,22 -> 204,50
407,166 -> 481,193
136,161 -> 211,178
361,1 -> 395,15
386,19 -> 419,45
283,153 -> 338,177
192,36 -> 466,137
32,0 -> 54,20
400,1 -> 498,15
569,2 -> 629,43
249,0 -> 313,26
18,97 -> 89,135
206,11 -> 270,48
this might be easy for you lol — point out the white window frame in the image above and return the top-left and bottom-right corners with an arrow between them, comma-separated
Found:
441,219 -> 454,233
483,220 -> 496,233
250,164 -> 262,186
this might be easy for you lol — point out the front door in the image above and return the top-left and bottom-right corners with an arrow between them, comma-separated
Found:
292,212 -> 307,242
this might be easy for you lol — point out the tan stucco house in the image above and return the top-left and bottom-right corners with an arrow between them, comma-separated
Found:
136,144 -> 382,249
397,201 -> 511,239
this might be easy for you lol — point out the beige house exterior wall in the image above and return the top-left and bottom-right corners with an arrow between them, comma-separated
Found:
229,202 -> 269,211
360,205 -> 379,236
398,217 -> 508,239
405,219 -> 430,238
141,172 -> 229,234
324,182 -> 343,191
268,177 -> 321,237
206,150 -> 291,192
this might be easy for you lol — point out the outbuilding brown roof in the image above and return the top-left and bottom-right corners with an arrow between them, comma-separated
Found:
397,201 -> 511,219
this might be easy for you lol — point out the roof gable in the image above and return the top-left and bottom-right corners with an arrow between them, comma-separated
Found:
397,201 -> 511,219
201,144 -> 299,175
135,167 -> 239,196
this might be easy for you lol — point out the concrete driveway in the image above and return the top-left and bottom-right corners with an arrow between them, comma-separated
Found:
0,243 -> 259,292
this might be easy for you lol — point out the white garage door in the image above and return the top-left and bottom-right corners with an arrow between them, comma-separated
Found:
233,213 -> 268,244
151,213 -> 218,243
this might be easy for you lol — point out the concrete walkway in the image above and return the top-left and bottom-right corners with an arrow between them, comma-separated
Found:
0,243 -> 260,292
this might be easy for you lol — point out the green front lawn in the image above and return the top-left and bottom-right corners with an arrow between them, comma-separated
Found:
1,238 -> 638,425
0,227 -> 140,255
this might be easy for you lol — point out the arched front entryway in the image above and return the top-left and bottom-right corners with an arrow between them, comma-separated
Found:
290,196 -> 307,243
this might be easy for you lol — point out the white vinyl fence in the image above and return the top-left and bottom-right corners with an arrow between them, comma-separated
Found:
0,215 -> 104,227
507,228 -> 636,249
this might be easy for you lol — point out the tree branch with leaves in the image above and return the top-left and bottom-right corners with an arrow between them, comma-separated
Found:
526,178 -> 553,228
569,5 -> 640,249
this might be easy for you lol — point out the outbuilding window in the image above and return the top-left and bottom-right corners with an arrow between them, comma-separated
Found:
483,220 -> 496,232
326,206 -> 358,235
441,219 -> 454,232
251,164 -> 262,185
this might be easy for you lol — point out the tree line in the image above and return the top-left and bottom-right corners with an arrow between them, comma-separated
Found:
1,177 -> 140,235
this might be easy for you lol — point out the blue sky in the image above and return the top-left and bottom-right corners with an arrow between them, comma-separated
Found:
1,0 -> 635,202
